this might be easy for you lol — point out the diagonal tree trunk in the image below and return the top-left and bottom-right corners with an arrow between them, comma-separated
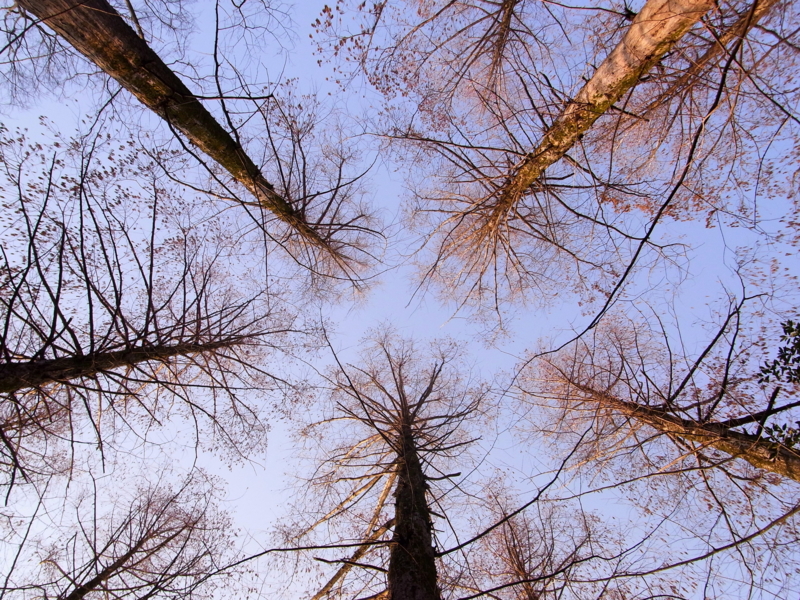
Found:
61,537 -> 150,600
387,424 -> 440,600
646,0 -> 781,111
492,0 -> 713,221
580,385 -> 800,483
311,471 -> 397,600
311,518 -> 395,600
0,340 -> 235,394
17,0 -> 325,247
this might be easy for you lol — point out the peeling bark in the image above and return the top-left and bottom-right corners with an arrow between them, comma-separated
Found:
583,387 -> 800,483
494,0 -> 714,219
646,0 -> 782,110
17,0 -> 324,246
387,427 -> 440,600
0,341 -> 233,394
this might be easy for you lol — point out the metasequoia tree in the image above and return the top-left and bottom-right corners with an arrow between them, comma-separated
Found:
524,304 -> 800,482
514,303 -> 800,593
273,332 -> 490,599
6,0 -> 380,275
318,0 -> 798,312
2,470 -> 237,600
0,126 -> 297,492
270,333 -> 722,599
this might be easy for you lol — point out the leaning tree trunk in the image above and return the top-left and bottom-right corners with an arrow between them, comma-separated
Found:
0,341 -> 233,394
646,0 -> 781,110
582,387 -> 800,484
387,426 -> 440,600
18,0 -> 324,247
62,538 -> 148,600
492,0 -> 714,219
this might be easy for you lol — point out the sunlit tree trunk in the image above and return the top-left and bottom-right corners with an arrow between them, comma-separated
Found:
17,0 -> 323,246
494,0 -> 714,217
648,0 -> 782,109
581,385 -> 800,483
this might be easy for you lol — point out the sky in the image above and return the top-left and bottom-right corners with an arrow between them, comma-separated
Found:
2,0 -> 800,597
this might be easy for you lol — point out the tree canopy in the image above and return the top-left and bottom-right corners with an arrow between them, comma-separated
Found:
1,0 -> 799,598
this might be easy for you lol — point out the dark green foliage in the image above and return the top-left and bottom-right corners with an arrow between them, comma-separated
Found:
760,320 -> 800,384
763,421 -> 800,448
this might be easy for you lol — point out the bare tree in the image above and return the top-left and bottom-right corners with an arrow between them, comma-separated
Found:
1,470 -> 237,600
0,125 -> 299,494
513,301 -> 800,595
4,0 -> 381,277
317,0 -> 798,315
273,331 -> 490,600
271,331 -> 731,599
523,302 -> 800,483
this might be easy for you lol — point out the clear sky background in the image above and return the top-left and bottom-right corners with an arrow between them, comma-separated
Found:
3,0 -> 799,597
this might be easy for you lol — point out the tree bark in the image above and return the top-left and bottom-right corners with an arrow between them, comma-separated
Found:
61,536 -> 150,600
582,387 -> 800,483
493,0 -> 713,219
0,341 -> 233,394
387,427 -> 440,600
646,0 -> 781,110
17,0 -> 324,246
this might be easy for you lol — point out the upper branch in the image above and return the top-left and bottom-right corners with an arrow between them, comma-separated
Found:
18,0 -> 330,250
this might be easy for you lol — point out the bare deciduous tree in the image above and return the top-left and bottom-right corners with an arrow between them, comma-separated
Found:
2,470 -> 237,600
4,0 -> 382,277
318,0 -> 798,316
515,301 -> 800,595
524,302 -> 800,482
274,331 -> 489,600
0,126 -> 298,493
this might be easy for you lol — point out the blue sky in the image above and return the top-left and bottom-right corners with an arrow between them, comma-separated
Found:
3,0 -> 800,597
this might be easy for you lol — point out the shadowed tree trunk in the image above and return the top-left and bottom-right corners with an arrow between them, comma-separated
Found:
296,333 -> 485,598
17,0 -> 325,247
388,423 -> 441,600
0,340 -> 236,394
62,539 -> 150,600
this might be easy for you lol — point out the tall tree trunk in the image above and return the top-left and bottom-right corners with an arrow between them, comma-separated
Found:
61,540 -> 147,600
646,0 -> 781,110
0,341 -> 233,394
18,0 -> 324,247
387,427 -> 440,600
493,0 -> 713,219
581,387 -> 800,483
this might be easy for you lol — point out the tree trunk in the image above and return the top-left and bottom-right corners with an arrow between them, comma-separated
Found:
311,518 -> 395,600
646,0 -> 781,110
61,537 -> 148,600
387,427 -> 440,600
0,341 -> 233,394
493,0 -> 713,218
18,0 -> 323,246
583,387 -> 800,483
